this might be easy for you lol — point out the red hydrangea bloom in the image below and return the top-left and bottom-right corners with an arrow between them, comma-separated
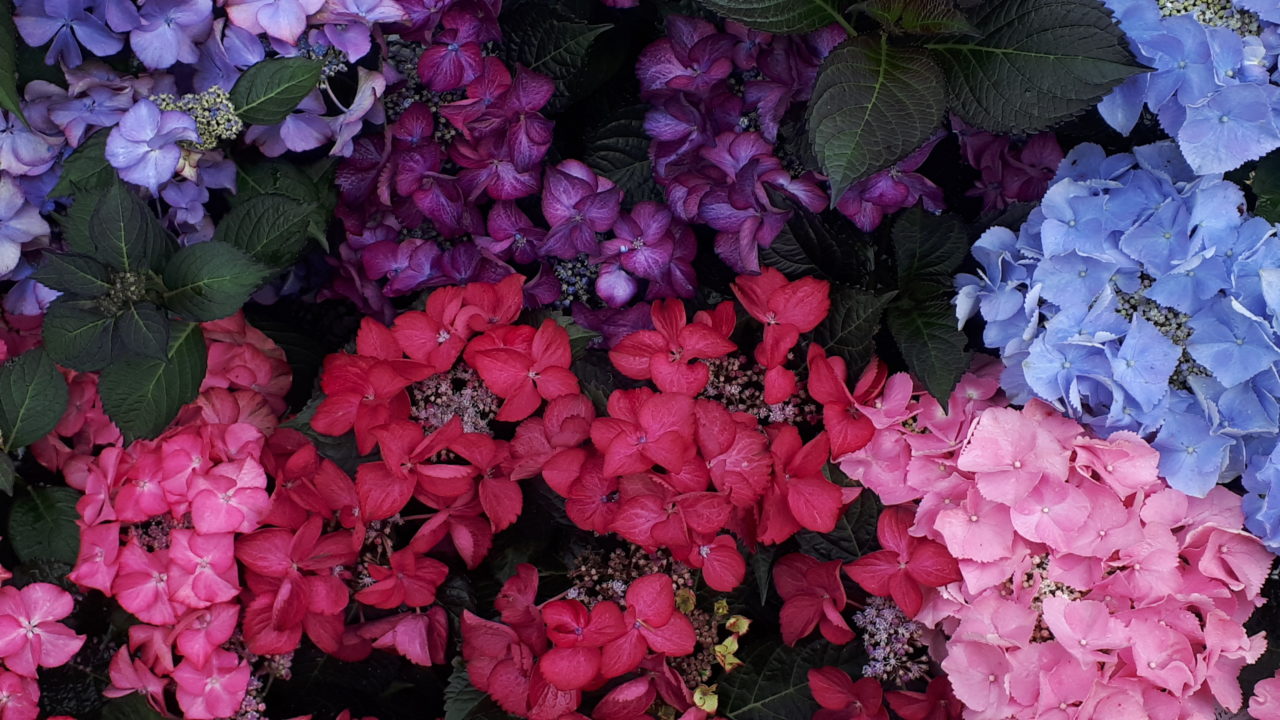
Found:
731,268 -> 829,403
354,548 -> 450,609
590,389 -> 696,476
843,505 -> 960,618
539,599 -> 625,690
886,677 -> 964,720
600,574 -> 697,679
807,345 -> 883,459
465,319 -> 580,422
773,553 -> 854,646
608,298 -> 736,394
809,667 -> 889,720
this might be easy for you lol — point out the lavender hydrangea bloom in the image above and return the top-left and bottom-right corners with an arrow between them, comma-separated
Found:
105,99 -> 199,192
0,110 -> 61,176
129,0 -> 213,70
956,141 -> 1280,501
14,0 -> 123,67
49,85 -> 133,145
0,174 -> 51,277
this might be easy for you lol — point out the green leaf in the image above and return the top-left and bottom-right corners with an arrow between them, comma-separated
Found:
443,663 -> 511,720
99,694 -> 166,720
230,57 -> 324,125
796,490 -> 882,562
893,208 -> 969,283
1253,149 -> 1280,223
861,0 -> 977,35
214,193 -> 313,267
886,289 -> 970,403
42,298 -> 116,371
0,454 -> 13,495
814,287 -> 897,371
696,0 -> 855,32
0,0 -> 23,124
91,180 -> 169,273
0,349 -> 68,452
759,208 -> 872,281
807,35 -> 947,199
58,192 -> 98,256
114,302 -> 169,360
50,130 -> 114,196
162,242 -> 270,322
748,546 -> 776,606
8,486 -> 80,564
500,5 -> 614,113
583,106 -> 664,204
235,159 -> 333,245
925,0 -> 1146,133
99,322 -> 207,441
33,253 -> 112,298
719,639 -> 860,720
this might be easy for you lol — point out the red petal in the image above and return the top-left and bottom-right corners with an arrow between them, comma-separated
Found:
539,647 -> 600,691
640,613 -> 695,656
625,574 -> 675,626
843,551 -> 901,597
785,475 -> 844,533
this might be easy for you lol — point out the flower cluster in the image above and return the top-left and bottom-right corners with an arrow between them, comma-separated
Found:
638,15 -> 841,272
330,10 -> 699,323
956,141 -> 1280,518
461,564 -> 719,720
951,116 -> 1064,213
1099,0 -> 1280,173
845,360 -> 1275,718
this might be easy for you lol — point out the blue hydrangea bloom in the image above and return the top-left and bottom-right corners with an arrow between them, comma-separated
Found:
1099,0 -> 1280,174
956,141 -> 1280,507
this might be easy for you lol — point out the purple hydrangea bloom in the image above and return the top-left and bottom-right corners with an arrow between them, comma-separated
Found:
194,19 -> 265,91
129,0 -> 213,70
244,91 -> 332,157
105,98 -> 199,192
14,0 -> 123,67
313,0 -> 407,61
224,0 -> 324,44
0,174 -> 50,277
49,85 -> 133,145
0,110 -> 61,176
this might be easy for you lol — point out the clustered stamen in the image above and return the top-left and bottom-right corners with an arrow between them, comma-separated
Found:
151,86 -> 244,150
409,365 -> 500,434
851,597 -> 929,685
1114,276 -> 1210,390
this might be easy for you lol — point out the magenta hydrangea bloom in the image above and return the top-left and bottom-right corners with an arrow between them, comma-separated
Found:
104,98 -> 199,192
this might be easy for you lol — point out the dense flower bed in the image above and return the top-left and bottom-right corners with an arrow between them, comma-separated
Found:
5,0 -> 1280,718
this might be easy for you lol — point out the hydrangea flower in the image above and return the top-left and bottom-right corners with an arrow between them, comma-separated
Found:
105,98 -> 200,192
957,140 -> 1280,529
14,0 -> 123,68
1099,0 -> 1280,173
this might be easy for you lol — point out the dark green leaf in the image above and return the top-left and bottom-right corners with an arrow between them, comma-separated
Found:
808,35 -> 947,198
696,0 -> 854,32
796,490 -> 882,562
0,454 -> 13,495
114,302 -> 169,360
8,486 -> 80,564
162,242 -> 269,321
893,208 -> 969,283
57,193 -> 97,256
0,0 -> 23,124
33,253 -> 112,298
99,322 -> 207,441
235,160 -> 333,245
443,664 -> 511,720
862,0 -> 977,34
214,193 -> 313,267
886,290 -> 970,403
230,57 -> 324,125
719,639 -> 860,720
1253,149 -> 1280,223
814,287 -> 897,371
760,208 -> 872,281
43,298 -> 116,371
500,5 -> 614,113
99,694 -> 166,720
91,180 -> 168,273
50,130 -> 114,196
748,546 -> 776,606
0,349 -> 68,451
926,0 -> 1146,133
583,106 -> 664,204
